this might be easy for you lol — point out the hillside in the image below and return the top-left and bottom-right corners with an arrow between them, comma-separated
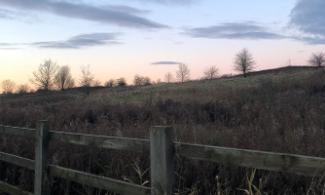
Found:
1,66 -> 325,194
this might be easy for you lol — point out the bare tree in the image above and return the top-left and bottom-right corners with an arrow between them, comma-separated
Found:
164,72 -> 173,83
80,65 -> 94,87
2,80 -> 15,94
309,52 -> 325,68
134,75 -> 143,86
134,75 -> 151,86
204,66 -> 219,80
17,84 -> 30,94
93,80 -> 102,87
116,78 -> 127,87
31,59 -> 58,90
234,48 -> 255,77
176,63 -> 190,83
55,65 -> 74,90
105,79 -> 115,88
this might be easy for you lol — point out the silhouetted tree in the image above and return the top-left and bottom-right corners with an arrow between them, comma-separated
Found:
176,63 -> 190,83
234,48 -> 255,77
80,65 -> 94,87
105,79 -> 115,88
2,80 -> 15,94
134,75 -> 151,86
204,66 -> 218,80
164,72 -> 173,83
93,80 -> 102,87
55,65 -> 74,90
134,75 -> 143,86
309,52 -> 325,68
143,77 -> 151,86
31,59 -> 58,90
17,84 -> 30,94
116,78 -> 127,87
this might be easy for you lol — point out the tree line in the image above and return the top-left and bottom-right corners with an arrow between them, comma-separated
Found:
1,48 -> 325,94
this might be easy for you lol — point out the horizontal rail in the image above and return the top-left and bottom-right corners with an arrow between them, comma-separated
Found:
0,152 -> 34,170
0,181 -> 33,195
50,130 -> 149,152
0,152 -> 149,195
177,143 -> 325,176
0,125 -> 150,152
0,125 -> 35,138
3,124 -> 325,177
49,165 -> 150,195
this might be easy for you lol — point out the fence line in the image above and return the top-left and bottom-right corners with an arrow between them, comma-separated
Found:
1,123 -> 325,194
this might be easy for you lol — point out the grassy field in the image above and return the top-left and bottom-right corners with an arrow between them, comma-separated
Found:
1,66 -> 325,194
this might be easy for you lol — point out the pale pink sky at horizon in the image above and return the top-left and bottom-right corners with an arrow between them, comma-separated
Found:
0,0 -> 324,86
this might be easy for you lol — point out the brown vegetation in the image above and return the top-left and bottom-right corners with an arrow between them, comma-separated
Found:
0,66 -> 325,194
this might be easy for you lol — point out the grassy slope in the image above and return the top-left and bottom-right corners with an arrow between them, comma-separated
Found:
92,66 -> 318,104
1,66 -> 325,194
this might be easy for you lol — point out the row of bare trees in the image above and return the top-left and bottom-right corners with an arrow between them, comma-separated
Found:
31,60 -> 74,91
1,49 -> 325,94
30,60 -> 104,91
1,80 -> 30,94
0,48 -> 260,94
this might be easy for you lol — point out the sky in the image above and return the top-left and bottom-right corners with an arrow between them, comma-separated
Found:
0,0 -> 325,85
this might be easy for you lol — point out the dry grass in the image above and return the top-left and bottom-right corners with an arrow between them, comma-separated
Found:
0,66 -> 325,194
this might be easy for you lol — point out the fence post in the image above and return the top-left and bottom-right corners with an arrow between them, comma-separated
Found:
34,120 -> 50,195
150,126 -> 175,195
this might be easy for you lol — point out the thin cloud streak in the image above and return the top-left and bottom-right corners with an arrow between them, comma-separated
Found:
0,33 -> 122,49
185,22 -> 286,40
151,61 -> 182,65
123,0 -> 195,5
32,33 -> 122,49
0,0 -> 167,29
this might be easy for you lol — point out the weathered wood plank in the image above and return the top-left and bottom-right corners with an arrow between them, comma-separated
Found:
50,131 -> 149,152
49,165 -> 151,195
34,121 -> 50,195
0,181 -> 33,195
0,124 -> 149,152
177,143 -> 325,176
150,126 -> 175,195
0,153 -> 150,195
0,125 -> 35,138
0,152 -> 34,170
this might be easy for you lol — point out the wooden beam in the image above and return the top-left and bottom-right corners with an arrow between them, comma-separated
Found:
177,143 -> 325,176
49,165 -> 151,195
49,131 -> 149,152
0,125 -> 35,138
34,120 -> 50,195
150,126 -> 175,195
0,181 -> 33,195
0,152 -> 34,170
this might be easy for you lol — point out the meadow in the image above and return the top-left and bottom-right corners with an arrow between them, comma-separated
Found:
1,66 -> 325,194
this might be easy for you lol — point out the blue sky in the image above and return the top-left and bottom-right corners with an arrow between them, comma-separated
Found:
0,0 -> 324,84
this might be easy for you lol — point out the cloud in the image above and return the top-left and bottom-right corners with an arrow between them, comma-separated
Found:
0,0 -> 167,29
103,5 -> 150,15
0,8 -> 30,20
0,42 -> 21,49
0,43 -> 16,46
0,9 -> 15,19
185,22 -> 285,40
122,0 -> 195,5
290,0 -> 325,36
290,0 -> 325,44
31,33 -> 121,49
151,61 -> 182,65
0,33 -> 121,49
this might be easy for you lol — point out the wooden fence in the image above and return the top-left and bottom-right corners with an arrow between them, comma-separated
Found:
1,121 -> 325,195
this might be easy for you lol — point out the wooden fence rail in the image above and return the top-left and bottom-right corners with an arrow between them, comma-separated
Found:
1,122 -> 325,195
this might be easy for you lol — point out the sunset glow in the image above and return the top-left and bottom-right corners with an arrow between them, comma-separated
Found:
0,0 -> 324,85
